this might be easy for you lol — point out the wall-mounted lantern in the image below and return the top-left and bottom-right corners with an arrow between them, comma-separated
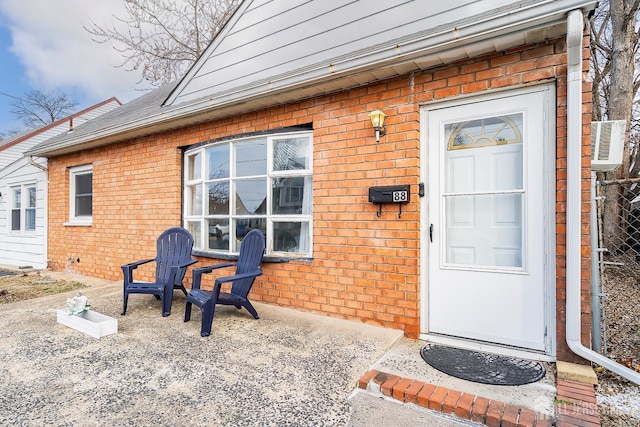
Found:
368,109 -> 386,142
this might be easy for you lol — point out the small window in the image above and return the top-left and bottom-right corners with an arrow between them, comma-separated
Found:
26,186 -> 36,231
11,188 -> 21,231
68,164 -> 93,226
9,184 -> 37,232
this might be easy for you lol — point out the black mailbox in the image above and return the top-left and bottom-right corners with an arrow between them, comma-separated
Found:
368,185 -> 410,204
368,185 -> 410,218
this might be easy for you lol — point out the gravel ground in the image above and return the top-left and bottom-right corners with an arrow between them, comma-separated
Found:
0,271 -> 87,304
0,275 -> 404,426
0,267 -> 640,427
597,258 -> 640,426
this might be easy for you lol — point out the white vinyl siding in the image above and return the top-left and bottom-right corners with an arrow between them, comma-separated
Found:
0,99 -> 120,170
0,157 -> 47,268
0,99 -> 118,269
171,0 -> 521,105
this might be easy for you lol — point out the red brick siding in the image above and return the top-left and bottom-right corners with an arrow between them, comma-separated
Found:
46,36 -> 591,361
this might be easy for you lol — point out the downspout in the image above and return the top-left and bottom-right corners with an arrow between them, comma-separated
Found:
27,156 -> 47,171
590,172 -> 602,353
565,9 -> 640,384
27,155 -> 48,270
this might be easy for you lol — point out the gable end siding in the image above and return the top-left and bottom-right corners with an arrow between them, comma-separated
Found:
171,0 -> 526,105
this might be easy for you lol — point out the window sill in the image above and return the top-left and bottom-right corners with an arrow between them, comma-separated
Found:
64,219 -> 93,227
192,249 -> 312,263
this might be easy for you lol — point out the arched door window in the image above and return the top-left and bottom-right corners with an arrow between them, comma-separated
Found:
447,114 -> 523,150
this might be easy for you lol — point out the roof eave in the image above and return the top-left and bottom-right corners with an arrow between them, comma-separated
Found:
27,0 -> 597,158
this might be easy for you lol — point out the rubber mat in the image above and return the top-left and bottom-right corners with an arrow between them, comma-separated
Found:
420,343 -> 546,386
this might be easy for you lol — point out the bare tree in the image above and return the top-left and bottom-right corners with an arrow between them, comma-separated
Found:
84,0 -> 240,86
590,1 -> 640,133
10,90 -> 78,129
589,0 -> 640,249
0,130 -> 22,142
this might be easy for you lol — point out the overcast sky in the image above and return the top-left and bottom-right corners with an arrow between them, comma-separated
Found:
0,0 -> 151,134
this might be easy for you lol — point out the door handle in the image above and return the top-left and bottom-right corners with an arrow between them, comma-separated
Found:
429,224 -> 433,243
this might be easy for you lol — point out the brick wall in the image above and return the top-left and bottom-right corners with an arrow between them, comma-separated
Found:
46,36 -> 591,361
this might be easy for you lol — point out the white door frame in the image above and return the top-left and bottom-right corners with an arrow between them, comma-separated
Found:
419,84 -> 556,361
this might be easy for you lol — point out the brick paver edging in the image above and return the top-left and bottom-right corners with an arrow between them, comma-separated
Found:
555,378 -> 601,426
357,370 -> 601,426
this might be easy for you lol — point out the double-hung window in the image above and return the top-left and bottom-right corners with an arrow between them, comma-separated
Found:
10,184 -> 36,232
184,131 -> 313,257
68,164 -> 93,226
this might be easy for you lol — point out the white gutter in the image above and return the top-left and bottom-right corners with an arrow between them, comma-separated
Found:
29,1 -> 597,159
167,0 -> 599,107
566,9 -> 640,384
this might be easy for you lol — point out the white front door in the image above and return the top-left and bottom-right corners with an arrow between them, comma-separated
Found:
424,87 -> 553,353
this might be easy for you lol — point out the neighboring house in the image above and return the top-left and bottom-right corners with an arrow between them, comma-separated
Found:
26,0 -> 596,364
0,98 -> 121,269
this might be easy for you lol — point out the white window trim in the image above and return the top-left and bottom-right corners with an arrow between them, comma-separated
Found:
66,164 -> 93,226
8,183 -> 37,234
184,131 -> 313,257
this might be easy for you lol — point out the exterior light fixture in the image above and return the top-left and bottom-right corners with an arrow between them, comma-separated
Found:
368,109 -> 386,142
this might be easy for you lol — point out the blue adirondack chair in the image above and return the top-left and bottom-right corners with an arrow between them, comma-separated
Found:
184,229 -> 265,336
121,227 -> 198,317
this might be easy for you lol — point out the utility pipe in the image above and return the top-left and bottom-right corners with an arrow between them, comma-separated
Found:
565,9 -> 640,384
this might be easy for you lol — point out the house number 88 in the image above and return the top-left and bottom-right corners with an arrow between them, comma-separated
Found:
392,191 -> 408,202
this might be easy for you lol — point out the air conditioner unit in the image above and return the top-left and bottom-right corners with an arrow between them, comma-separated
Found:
591,120 -> 626,171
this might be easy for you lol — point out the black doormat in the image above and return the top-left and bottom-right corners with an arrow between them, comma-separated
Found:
420,343 -> 546,386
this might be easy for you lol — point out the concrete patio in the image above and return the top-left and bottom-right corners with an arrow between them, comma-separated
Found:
0,271 -> 562,426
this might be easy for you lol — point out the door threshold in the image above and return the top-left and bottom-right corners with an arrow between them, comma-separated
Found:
419,333 -> 555,362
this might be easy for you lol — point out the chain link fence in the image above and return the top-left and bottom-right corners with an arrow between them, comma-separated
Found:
594,177 -> 640,360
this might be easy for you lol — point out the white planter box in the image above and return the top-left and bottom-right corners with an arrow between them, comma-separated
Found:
56,309 -> 118,339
